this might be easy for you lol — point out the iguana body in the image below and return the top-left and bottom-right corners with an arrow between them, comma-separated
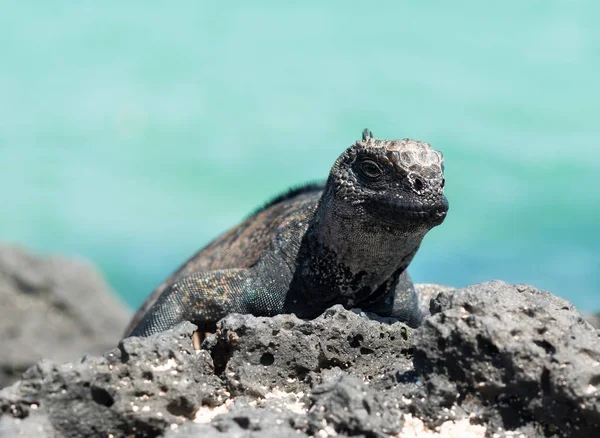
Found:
125,130 -> 448,337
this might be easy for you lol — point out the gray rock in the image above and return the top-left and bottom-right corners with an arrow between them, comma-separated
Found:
0,322 -> 227,438
413,281 -> 600,437
0,412 -> 56,438
306,374 -> 405,437
1,306 -> 417,438
204,305 -> 414,397
3,281 -> 599,437
167,400 -> 308,438
415,283 -> 454,313
0,245 -> 131,388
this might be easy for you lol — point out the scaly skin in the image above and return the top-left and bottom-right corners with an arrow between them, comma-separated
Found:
125,129 -> 448,337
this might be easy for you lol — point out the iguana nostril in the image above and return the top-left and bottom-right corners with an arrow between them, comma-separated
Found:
414,178 -> 424,191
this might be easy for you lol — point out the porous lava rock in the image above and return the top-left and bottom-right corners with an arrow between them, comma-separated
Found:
1,281 -> 599,437
413,281 -> 600,437
204,305 -> 414,397
0,322 -> 226,438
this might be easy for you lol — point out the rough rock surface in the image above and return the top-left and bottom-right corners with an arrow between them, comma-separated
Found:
1,281 -> 599,437
413,281 -> 600,437
0,245 -> 131,388
204,306 -> 414,398
0,322 -> 226,438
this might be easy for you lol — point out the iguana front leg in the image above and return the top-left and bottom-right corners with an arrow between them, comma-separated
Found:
129,268 -> 280,337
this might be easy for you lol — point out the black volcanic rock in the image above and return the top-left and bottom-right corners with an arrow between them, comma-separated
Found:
0,245 -> 131,388
204,305 -> 414,397
413,281 -> 600,437
0,322 -> 226,438
1,281 -> 599,437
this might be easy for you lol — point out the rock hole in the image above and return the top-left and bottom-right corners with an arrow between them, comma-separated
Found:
142,371 -> 153,381
400,327 -> 408,340
282,321 -> 296,330
7,403 -> 28,419
476,335 -> 499,357
533,340 -> 556,355
362,399 -> 372,414
540,368 -> 551,394
166,397 -> 197,418
349,334 -> 364,348
260,352 -> 275,366
360,347 -> 374,355
390,336 -> 396,341
589,375 -> 600,387
233,416 -> 251,429
90,387 -> 114,407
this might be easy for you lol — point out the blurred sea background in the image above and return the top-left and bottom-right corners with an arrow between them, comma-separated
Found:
1,1 -> 598,312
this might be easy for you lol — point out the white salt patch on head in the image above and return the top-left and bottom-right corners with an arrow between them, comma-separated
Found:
398,414 -> 486,438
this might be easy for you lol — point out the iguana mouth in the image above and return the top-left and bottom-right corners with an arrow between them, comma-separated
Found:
368,195 -> 449,224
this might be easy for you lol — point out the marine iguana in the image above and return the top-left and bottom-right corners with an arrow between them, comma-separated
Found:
125,129 -> 448,338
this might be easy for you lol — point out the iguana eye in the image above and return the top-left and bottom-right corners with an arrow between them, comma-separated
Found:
360,160 -> 382,179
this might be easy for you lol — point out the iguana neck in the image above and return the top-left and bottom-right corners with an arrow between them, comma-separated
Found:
295,185 -> 426,306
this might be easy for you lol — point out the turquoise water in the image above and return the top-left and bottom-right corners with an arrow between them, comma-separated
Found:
1,2 -> 598,311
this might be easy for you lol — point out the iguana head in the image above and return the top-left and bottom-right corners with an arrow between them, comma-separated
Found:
327,129 -> 448,230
